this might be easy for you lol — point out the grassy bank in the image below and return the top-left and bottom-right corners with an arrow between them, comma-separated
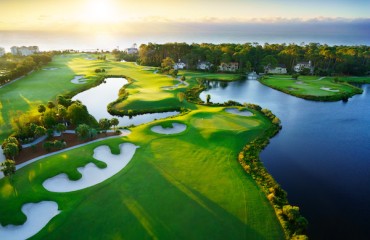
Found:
260,75 -> 363,101
0,106 -> 284,239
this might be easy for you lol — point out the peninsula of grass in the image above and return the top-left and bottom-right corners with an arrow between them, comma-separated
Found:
0,54 -> 118,140
260,75 -> 363,101
0,106 -> 285,239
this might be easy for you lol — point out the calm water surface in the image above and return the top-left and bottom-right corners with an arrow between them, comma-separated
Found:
72,78 -> 178,127
201,79 -> 370,240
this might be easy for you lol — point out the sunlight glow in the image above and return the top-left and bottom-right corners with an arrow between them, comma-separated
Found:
81,0 -> 119,23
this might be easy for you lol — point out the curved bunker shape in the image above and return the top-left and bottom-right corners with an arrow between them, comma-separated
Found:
0,201 -> 60,240
43,143 -> 139,192
225,108 -> 253,117
70,76 -> 87,84
151,123 -> 187,134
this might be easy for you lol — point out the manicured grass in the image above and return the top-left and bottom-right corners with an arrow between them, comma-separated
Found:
260,75 -> 363,101
180,70 -> 244,82
0,54 -> 110,140
0,107 -> 284,239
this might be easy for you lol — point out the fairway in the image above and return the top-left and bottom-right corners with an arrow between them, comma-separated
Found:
260,75 -> 363,101
0,107 -> 284,239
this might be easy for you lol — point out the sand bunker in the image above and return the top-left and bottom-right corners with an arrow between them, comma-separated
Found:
71,76 -> 87,84
321,87 -> 339,92
225,108 -> 253,117
0,201 -> 60,240
43,67 -> 58,71
43,143 -> 139,192
151,123 -> 187,134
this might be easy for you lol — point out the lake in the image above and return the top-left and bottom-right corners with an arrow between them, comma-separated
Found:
200,79 -> 370,239
72,77 -> 179,127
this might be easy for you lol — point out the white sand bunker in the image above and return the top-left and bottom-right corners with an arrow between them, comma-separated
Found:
151,123 -> 187,134
43,143 -> 139,192
71,76 -> 87,84
43,67 -> 58,71
321,87 -> 339,92
225,108 -> 253,117
0,201 -> 60,240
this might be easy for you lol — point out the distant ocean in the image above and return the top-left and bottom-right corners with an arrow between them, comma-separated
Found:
1,20 -> 370,51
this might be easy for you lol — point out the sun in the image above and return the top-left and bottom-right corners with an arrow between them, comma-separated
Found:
82,0 -> 118,23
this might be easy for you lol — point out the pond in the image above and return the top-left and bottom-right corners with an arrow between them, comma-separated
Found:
200,79 -> 370,239
72,78 -> 179,127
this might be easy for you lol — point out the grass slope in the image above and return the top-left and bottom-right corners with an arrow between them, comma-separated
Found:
260,75 -> 363,101
0,54 -> 110,140
0,107 -> 284,239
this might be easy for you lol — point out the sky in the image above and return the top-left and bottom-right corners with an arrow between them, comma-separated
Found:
0,0 -> 369,50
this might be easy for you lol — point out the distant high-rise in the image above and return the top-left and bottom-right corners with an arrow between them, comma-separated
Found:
10,46 -> 39,56
0,47 -> 5,57
124,44 -> 138,55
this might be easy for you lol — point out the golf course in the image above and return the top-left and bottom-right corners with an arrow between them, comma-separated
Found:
0,54 -> 295,239
260,75 -> 365,101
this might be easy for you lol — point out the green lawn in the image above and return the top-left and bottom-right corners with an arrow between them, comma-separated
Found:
0,54 -> 112,140
260,75 -> 363,101
0,106 -> 284,239
180,70 -> 244,82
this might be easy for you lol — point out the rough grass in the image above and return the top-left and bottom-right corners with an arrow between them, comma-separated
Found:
0,107 -> 284,239
260,75 -> 363,101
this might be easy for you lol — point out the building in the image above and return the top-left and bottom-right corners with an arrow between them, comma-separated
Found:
265,64 -> 287,74
0,47 -> 5,57
10,46 -> 39,56
197,61 -> 212,70
219,62 -> 239,72
124,44 -> 138,55
174,60 -> 186,70
294,61 -> 314,73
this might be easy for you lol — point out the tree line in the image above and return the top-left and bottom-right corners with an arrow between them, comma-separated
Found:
133,42 -> 370,76
0,53 -> 53,85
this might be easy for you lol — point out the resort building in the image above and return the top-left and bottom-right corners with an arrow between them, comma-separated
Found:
174,60 -> 186,70
265,64 -> 288,74
0,47 -> 5,57
124,44 -> 138,55
219,62 -> 239,72
10,46 -> 39,56
197,61 -> 212,70
294,61 -> 314,73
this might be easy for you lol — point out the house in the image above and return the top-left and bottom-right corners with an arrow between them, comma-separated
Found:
219,62 -> 239,72
265,64 -> 287,74
197,61 -> 212,70
174,60 -> 186,70
10,46 -> 39,56
124,44 -> 138,55
294,61 -> 314,73
0,47 -> 5,57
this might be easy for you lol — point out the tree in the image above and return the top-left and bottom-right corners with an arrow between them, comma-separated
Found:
3,143 -> 19,160
38,104 -> 46,114
99,118 -> 111,133
56,123 -> 67,135
43,110 -> 57,128
161,57 -> 175,73
47,101 -> 55,109
76,124 -> 91,140
0,159 -> 16,179
67,101 -> 91,126
181,75 -> 186,81
42,141 -> 54,152
206,94 -> 211,104
110,118 -> 119,131
34,125 -> 47,137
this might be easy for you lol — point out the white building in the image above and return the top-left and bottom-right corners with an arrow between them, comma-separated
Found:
197,61 -> 212,70
174,61 -> 186,70
219,62 -> 239,72
0,47 -> 5,57
124,44 -> 138,55
294,61 -> 314,73
266,64 -> 287,74
11,46 -> 39,56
